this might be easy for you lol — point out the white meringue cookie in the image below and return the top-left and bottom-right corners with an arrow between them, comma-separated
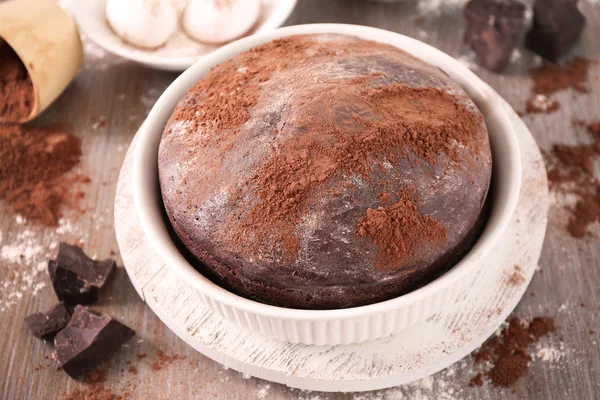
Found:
106,0 -> 179,49
183,0 -> 261,45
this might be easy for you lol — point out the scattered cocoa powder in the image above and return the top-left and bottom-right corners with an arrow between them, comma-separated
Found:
471,317 -> 556,387
149,350 -> 186,371
530,58 -> 592,95
63,354 -> 147,399
528,317 -> 556,340
65,386 -> 128,400
469,373 -> 484,387
588,122 -> 600,139
0,123 -> 87,225
524,58 -> 592,115
0,43 -> 35,122
508,265 -> 525,286
567,188 -> 600,238
169,35 -> 485,264
545,120 -> 600,238
474,346 -> 492,364
553,143 -> 597,176
356,191 -> 447,269
83,369 -> 108,384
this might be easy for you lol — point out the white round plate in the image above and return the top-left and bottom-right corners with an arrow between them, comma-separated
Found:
114,98 -> 548,393
70,0 -> 297,71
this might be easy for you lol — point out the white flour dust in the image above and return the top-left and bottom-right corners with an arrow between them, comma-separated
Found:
0,213 -> 97,312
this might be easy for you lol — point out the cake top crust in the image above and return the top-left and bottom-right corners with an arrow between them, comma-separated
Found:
159,34 -> 492,291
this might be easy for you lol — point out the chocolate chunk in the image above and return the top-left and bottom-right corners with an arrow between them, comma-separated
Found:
463,0 -> 526,71
525,0 -> 586,62
48,243 -> 115,305
24,302 -> 71,339
54,305 -> 135,379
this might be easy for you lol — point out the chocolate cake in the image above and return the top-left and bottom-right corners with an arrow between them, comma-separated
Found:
158,34 -> 492,310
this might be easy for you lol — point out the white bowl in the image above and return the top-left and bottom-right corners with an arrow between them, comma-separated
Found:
70,0 -> 297,71
133,24 -> 522,345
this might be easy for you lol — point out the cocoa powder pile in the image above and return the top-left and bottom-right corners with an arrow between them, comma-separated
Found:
166,35 -> 483,268
0,42 -> 35,122
0,123 -> 87,225
472,317 -> 556,387
546,120 -> 600,238
356,191 -> 447,269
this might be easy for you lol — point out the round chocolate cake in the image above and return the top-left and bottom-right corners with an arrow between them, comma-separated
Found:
159,34 -> 492,310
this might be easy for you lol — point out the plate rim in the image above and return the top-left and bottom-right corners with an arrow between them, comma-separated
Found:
70,0 -> 298,71
114,97 -> 549,391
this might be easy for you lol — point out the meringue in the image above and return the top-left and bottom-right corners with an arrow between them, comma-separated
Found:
183,0 -> 261,45
106,0 -> 178,49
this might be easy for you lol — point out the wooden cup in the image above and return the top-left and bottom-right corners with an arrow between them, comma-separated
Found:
0,0 -> 83,123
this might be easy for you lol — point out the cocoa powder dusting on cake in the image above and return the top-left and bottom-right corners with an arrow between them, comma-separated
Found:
159,34 -> 492,308
356,191 -> 446,269
164,37 -> 318,143
377,191 -> 393,206
0,124 -> 87,225
471,317 -> 556,387
176,36 -> 484,262
231,81 -> 479,262
0,43 -> 35,122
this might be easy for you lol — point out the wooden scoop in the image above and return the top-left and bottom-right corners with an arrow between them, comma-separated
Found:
0,0 -> 83,123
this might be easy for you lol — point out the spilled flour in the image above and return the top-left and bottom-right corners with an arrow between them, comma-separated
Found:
0,208 -> 113,312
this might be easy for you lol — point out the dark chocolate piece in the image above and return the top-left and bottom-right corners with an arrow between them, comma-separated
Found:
24,302 -> 71,339
525,0 -> 586,62
463,0 -> 526,71
54,305 -> 135,379
48,243 -> 115,305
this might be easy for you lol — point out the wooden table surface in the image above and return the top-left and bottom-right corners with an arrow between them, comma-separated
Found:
1,0 -> 599,399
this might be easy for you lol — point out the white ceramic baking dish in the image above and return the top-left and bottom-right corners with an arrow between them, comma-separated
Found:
132,24 -> 522,346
